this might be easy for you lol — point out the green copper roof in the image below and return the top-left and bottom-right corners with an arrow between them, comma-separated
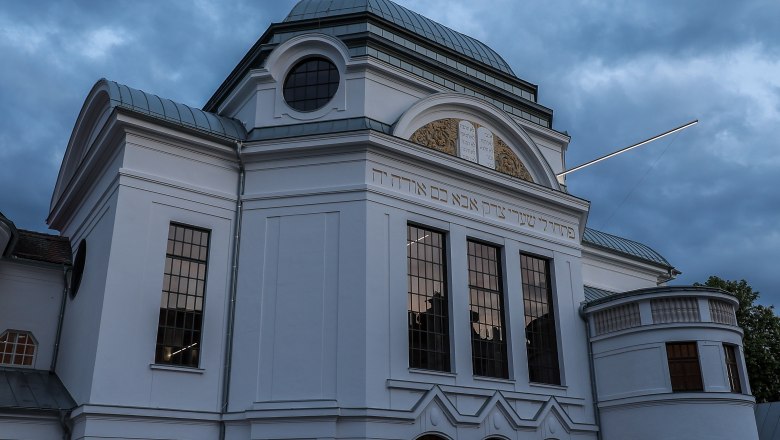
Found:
285,0 -> 515,75
0,368 -> 75,412
246,117 -> 392,141
101,79 -> 246,140
583,227 -> 671,268
584,285 -> 620,303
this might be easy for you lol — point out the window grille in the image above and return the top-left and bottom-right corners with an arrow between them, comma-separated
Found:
407,224 -> 450,372
709,299 -> 738,326
724,344 -> 742,393
0,330 -> 36,367
651,297 -> 700,323
283,57 -> 339,112
593,303 -> 641,335
666,342 -> 703,392
155,223 -> 210,368
467,240 -> 508,378
521,254 -> 560,385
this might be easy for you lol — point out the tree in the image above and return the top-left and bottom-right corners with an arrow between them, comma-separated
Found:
695,276 -> 780,402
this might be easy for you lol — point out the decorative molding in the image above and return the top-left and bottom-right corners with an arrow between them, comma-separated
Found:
409,118 -> 533,183
409,118 -> 458,156
495,135 -> 533,181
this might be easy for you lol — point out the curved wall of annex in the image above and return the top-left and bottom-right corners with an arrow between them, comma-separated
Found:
583,287 -> 758,440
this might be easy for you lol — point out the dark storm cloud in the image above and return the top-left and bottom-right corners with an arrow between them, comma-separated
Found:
2,1 -> 778,306
0,0 -> 291,229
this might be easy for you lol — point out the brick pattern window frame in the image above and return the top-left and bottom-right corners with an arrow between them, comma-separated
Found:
521,254 -> 560,385
666,342 -> 704,392
0,330 -> 36,367
724,344 -> 742,393
155,223 -> 210,368
407,224 -> 451,372
467,240 -> 508,378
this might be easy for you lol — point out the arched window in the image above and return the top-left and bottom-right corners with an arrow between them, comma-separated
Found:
417,435 -> 448,440
0,330 -> 37,367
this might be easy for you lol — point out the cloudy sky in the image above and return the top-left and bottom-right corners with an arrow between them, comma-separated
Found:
2,1 -> 779,306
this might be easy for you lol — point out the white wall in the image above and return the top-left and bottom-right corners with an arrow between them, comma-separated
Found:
225,130 -> 596,438
582,249 -> 663,292
82,129 -> 236,413
0,260 -> 63,370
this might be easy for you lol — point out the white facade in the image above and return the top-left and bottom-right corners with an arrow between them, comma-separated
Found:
0,1 -> 760,439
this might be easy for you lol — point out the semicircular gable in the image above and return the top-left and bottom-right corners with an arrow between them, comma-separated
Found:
394,93 -> 560,190
51,79 -> 114,212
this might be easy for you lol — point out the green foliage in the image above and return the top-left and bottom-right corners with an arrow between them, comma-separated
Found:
695,276 -> 780,402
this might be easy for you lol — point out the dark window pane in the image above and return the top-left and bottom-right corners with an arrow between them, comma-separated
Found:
522,255 -> 560,385
155,223 -> 210,368
468,240 -> 508,378
666,342 -> 703,391
407,224 -> 450,372
283,57 -> 339,112
724,344 -> 742,393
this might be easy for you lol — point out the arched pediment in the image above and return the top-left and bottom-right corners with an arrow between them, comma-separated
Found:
51,79 -> 114,212
393,93 -> 560,190
50,79 -> 245,218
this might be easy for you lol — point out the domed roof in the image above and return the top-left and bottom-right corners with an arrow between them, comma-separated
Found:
285,0 -> 515,76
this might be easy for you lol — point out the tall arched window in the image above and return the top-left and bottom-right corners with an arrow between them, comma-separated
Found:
0,330 -> 37,367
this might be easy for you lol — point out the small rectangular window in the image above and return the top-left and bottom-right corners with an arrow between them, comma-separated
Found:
724,344 -> 742,393
155,223 -> 210,368
467,240 -> 508,378
407,224 -> 450,372
521,254 -> 560,385
666,342 -> 703,392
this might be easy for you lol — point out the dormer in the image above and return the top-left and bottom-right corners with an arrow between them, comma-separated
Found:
204,0 -> 571,180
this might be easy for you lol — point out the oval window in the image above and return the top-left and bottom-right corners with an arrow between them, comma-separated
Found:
70,240 -> 86,298
283,57 -> 339,112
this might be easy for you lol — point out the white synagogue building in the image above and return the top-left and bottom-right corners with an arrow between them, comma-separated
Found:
0,1 -> 761,439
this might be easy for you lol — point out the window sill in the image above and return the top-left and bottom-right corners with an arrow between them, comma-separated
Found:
473,375 -> 514,385
149,364 -> 205,374
408,368 -> 456,378
529,381 -> 567,391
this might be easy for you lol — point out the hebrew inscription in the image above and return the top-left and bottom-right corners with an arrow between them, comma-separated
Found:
371,167 -> 577,241
458,121 -> 477,162
477,126 -> 495,169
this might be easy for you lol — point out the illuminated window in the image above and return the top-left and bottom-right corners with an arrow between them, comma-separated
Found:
724,344 -> 742,393
666,342 -> 703,391
0,330 -> 36,367
521,254 -> 560,385
283,57 -> 339,112
407,224 -> 450,372
155,224 -> 210,368
467,240 -> 508,378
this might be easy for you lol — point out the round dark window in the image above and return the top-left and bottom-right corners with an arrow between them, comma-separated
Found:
70,240 -> 86,298
283,57 -> 339,112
